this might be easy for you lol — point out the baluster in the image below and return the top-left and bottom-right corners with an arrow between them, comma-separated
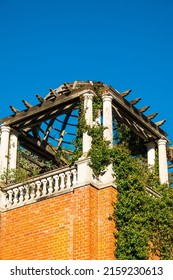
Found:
71,169 -> 77,186
19,186 -> 24,204
47,177 -> 53,194
0,190 -> 7,209
13,188 -> 19,205
65,171 -> 71,189
24,185 -> 30,201
35,181 -> 41,198
53,175 -> 60,193
59,173 -> 65,190
30,183 -> 36,200
41,179 -> 47,196
7,190 -> 13,207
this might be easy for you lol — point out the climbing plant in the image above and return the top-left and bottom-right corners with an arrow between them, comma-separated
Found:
112,141 -> 173,260
88,125 -> 111,177
3,88 -> 172,259
73,91 -> 173,260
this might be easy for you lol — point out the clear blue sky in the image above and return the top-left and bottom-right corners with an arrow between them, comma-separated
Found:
0,0 -> 173,143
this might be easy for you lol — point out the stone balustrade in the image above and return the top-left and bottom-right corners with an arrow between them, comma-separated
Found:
0,166 -> 77,211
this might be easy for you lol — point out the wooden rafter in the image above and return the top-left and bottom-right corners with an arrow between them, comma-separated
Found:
1,81 -> 169,170
110,86 -> 167,139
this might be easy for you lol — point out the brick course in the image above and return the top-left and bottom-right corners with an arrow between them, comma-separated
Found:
0,185 -> 116,260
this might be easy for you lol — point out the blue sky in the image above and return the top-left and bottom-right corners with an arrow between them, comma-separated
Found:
0,0 -> 173,143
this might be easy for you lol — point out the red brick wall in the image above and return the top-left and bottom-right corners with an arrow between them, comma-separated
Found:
0,185 -> 116,260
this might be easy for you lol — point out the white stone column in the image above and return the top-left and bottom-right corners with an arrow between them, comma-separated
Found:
98,92 -> 114,187
102,93 -> 113,146
0,125 -> 10,177
158,138 -> 169,184
75,91 -> 94,187
82,91 -> 94,155
146,142 -> 155,169
9,131 -> 18,170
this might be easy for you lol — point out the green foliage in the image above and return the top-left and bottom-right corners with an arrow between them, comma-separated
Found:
3,89 -> 173,260
70,97 -> 86,165
112,142 -> 173,260
71,92 -> 173,260
88,125 -> 111,177
114,122 -> 131,144
92,89 -> 103,120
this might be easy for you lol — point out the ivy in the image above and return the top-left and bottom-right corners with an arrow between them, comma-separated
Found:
72,91 -> 173,259
112,142 -> 173,260
70,97 -> 86,165
88,125 -> 111,177
4,89 -> 172,259
92,89 -> 103,121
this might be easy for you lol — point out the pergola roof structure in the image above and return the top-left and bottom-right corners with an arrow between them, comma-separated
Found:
0,81 -> 171,167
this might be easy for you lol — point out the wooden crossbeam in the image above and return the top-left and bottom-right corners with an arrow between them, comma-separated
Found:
9,105 -> 19,114
1,91 -> 81,127
22,100 -> 32,108
147,112 -> 158,120
21,151 -> 46,168
155,120 -> 166,126
139,105 -> 150,113
120,89 -> 132,97
130,98 -> 141,105
36,94 -> 44,103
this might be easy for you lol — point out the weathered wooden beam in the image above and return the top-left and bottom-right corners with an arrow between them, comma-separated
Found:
147,112 -> 158,120
56,118 -> 77,127
72,81 -> 78,89
42,118 -> 57,141
112,105 -> 150,140
57,112 -> 72,148
21,151 -> 46,168
1,92 -> 80,126
112,94 -> 167,139
36,94 -> 44,103
19,132 -> 56,162
130,98 -> 141,105
139,105 -> 150,113
22,100 -> 32,108
19,103 -> 76,130
49,88 -> 55,93
155,120 -> 166,126
120,89 -> 132,97
9,105 -> 19,114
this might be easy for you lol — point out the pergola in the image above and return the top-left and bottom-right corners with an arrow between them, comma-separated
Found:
0,81 -> 172,184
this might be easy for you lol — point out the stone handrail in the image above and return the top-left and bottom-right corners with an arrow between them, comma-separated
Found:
0,166 -> 77,211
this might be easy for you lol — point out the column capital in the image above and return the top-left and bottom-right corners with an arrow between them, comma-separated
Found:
158,138 -> 167,146
0,125 -> 10,133
83,90 -> 94,99
102,92 -> 113,102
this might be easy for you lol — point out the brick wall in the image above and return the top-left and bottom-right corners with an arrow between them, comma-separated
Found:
0,185 -> 116,260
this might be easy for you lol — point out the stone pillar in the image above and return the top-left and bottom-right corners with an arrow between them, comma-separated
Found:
9,131 -> 18,170
146,142 -> 155,169
76,157 -> 93,186
98,92 -> 114,187
0,125 -> 10,177
158,138 -> 169,184
76,91 -> 94,186
102,93 -> 113,146
82,91 -> 94,155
